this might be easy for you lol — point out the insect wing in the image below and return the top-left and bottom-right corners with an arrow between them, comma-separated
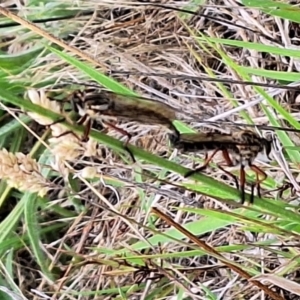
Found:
105,92 -> 177,122
170,132 -> 237,152
179,132 -> 236,144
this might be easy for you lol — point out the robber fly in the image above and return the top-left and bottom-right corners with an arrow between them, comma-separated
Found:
68,87 -> 300,135
169,129 -> 273,204
69,90 -> 180,161
72,90 -> 179,134
58,88 -> 299,165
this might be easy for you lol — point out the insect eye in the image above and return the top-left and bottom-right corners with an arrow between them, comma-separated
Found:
264,140 -> 272,159
262,133 -> 274,158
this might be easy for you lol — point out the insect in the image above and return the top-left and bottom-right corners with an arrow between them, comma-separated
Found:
69,90 -> 180,161
55,88 -> 298,172
72,90 -> 179,134
168,129 -> 273,204
67,87 -> 300,135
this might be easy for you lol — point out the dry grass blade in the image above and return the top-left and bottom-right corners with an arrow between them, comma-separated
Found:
0,6 -> 107,70
151,207 -> 285,300
111,71 -> 300,92
253,274 -> 300,296
2,1 -> 300,299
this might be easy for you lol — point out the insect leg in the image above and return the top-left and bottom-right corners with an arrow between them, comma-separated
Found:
52,113 -> 91,141
277,183 -> 290,198
48,117 -> 67,127
102,121 -> 136,162
240,164 -> 246,204
264,183 -> 287,197
249,164 -> 267,200
45,91 -> 78,127
217,165 -> 239,191
184,148 -> 220,178
262,182 -> 294,200
250,183 -> 255,204
277,183 -> 296,199
216,150 -> 239,190
80,115 -> 107,141
279,182 -> 296,198
221,149 -> 235,166
81,117 -> 93,142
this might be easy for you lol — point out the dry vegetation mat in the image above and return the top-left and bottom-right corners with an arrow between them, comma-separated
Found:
0,0 -> 300,299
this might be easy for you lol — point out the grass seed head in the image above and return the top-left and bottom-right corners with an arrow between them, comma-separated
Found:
26,89 -> 101,182
26,89 -> 62,126
0,149 -> 50,196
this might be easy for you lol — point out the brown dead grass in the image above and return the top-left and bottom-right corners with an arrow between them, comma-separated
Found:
3,1 -> 300,299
